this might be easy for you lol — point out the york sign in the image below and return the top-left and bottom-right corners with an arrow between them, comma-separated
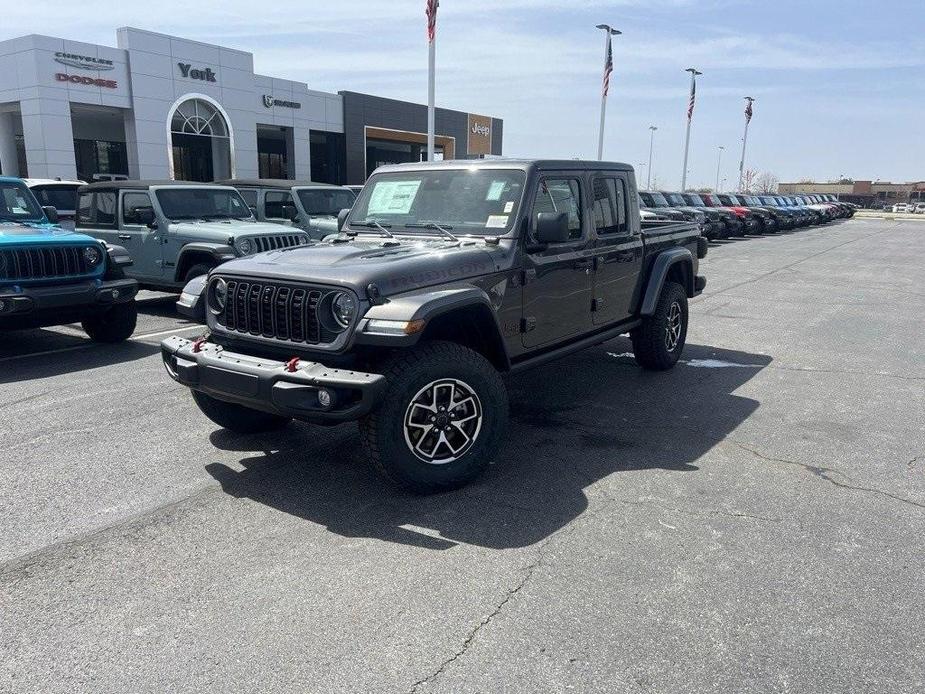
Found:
178,63 -> 217,82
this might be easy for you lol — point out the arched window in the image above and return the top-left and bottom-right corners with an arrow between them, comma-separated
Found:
168,96 -> 234,182
170,99 -> 229,138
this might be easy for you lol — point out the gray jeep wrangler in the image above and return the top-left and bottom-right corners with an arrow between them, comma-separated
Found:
223,179 -> 357,240
76,181 -> 310,291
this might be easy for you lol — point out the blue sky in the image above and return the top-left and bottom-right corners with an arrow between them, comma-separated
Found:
5,0 -> 924,188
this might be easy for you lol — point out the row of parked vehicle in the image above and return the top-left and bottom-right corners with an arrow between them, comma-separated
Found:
638,190 -> 856,239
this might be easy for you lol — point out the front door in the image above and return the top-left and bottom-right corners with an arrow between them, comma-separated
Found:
589,175 -> 643,325
521,176 -> 594,348
118,191 -> 165,282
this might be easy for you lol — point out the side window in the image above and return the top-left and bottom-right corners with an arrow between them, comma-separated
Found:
591,177 -> 629,235
265,191 -> 293,219
122,192 -> 153,225
238,189 -> 258,209
531,178 -> 582,241
94,191 -> 117,227
77,193 -> 94,226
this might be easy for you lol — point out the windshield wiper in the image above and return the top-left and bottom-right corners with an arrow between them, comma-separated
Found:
351,219 -> 394,238
404,221 -> 460,243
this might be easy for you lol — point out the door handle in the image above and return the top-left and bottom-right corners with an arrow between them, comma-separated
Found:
118,234 -> 132,240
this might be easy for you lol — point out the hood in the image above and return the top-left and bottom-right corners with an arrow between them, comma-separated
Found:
170,219 -> 307,240
213,234 -> 506,297
0,221 -> 98,246
308,216 -> 339,234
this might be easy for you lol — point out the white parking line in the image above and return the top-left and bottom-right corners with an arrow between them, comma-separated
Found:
0,325 -> 203,363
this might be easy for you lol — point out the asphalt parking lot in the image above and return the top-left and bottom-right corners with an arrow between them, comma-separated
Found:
2,218 -> 923,693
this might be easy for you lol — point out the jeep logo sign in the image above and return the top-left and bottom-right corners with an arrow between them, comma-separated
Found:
467,113 -> 492,156
178,63 -> 217,82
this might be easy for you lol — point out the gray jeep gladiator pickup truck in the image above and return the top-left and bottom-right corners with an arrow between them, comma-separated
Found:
162,160 -> 707,492
76,181 -> 310,291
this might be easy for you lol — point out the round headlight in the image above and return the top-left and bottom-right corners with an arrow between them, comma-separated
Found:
331,292 -> 357,329
298,235 -> 309,245
83,246 -> 102,266
211,278 -> 228,312
238,238 -> 252,255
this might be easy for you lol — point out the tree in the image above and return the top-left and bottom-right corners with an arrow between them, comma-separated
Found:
754,171 -> 779,193
740,169 -> 758,193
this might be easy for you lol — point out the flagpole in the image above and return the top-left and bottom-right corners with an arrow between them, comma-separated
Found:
595,24 -> 620,160
647,126 -> 657,190
680,67 -> 701,192
738,97 -> 755,192
426,1 -> 438,161
715,145 -> 724,192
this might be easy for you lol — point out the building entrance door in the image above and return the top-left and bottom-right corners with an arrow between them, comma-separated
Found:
171,134 -> 213,182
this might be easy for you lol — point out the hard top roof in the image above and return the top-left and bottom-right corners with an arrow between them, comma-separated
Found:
371,158 -> 634,174
78,180 -> 237,192
219,179 -> 347,189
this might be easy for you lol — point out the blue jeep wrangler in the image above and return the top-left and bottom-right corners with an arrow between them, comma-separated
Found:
0,176 -> 139,342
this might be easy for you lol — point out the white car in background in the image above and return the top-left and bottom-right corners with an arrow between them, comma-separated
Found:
892,203 -> 911,213
913,202 -> 925,214
23,178 -> 85,229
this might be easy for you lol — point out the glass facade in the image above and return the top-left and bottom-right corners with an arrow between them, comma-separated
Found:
309,130 -> 346,184
73,139 -> 128,183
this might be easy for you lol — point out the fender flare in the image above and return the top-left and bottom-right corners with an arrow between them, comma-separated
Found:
640,248 -> 694,316
104,243 -> 133,267
175,243 -> 236,281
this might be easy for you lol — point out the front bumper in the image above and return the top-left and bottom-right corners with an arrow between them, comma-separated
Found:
0,278 -> 137,328
161,335 -> 388,422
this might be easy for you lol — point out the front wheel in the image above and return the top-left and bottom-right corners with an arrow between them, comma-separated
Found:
631,281 -> 688,371
82,300 -> 138,343
359,341 -> 508,493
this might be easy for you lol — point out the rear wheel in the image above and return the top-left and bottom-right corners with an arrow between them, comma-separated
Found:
359,341 -> 508,493
191,390 -> 291,434
631,281 -> 688,371
82,300 -> 137,343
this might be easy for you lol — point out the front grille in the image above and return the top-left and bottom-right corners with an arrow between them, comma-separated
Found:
218,279 -> 335,345
249,234 -> 304,253
0,245 -> 92,281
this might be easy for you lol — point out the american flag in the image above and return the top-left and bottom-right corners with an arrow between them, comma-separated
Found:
426,0 -> 438,43
602,34 -> 614,97
687,78 -> 696,121
745,99 -> 753,124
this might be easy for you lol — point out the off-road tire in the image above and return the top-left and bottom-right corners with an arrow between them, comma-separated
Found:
359,340 -> 508,494
631,281 -> 688,371
81,300 -> 138,343
184,263 -> 214,283
191,390 -> 291,434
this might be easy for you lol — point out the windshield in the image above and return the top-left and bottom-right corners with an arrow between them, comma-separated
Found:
297,188 -> 357,217
642,192 -> 670,207
666,193 -> 687,206
155,188 -> 253,220
719,195 -> 739,206
684,193 -> 706,206
30,185 -> 80,212
349,169 -> 525,234
0,181 -> 45,222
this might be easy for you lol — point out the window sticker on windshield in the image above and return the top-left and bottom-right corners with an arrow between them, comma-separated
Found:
367,181 -> 422,215
503,201 -> 514,213
486,215 -> 508,228
486,181 -> 506,201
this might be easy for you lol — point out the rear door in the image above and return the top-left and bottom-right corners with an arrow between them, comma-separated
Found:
589,174 -> 643,325
521,175 -> 594,348
76,189 -> 119,246
119,191 -> 165,281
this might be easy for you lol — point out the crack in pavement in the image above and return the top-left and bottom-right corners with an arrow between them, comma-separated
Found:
407,539 -> 551,694
730,441 -> 925,512
611,497 -> 783,524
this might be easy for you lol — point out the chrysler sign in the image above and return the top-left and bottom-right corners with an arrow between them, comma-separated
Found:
54,52 -> 114,71
263,94 -> 301,109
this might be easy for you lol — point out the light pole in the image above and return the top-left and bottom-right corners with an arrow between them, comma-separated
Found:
595,24 -> 621,160
680,67 -> 702,191
647,126 -> 658,190
715,145 -> 724,192
738,96 -> 755,191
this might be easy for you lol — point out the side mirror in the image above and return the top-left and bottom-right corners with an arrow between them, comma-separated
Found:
337,208 -> 350,232
136,207 -> 156,227
535,211 -> 570,244
282,204 -> 299,222
42,206 -> 59,224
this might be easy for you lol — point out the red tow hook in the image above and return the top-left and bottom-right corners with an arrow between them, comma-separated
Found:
285,357 -> 300,373
191,337 -> 207,353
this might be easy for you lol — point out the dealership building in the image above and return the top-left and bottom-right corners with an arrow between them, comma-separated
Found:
0,28 -> 503,185
779,180 -> 925,206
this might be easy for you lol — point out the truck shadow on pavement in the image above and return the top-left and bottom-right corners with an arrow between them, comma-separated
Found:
203,340 -> 771,550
